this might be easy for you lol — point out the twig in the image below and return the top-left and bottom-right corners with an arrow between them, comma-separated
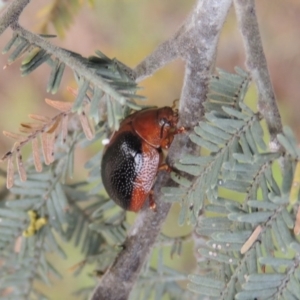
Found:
134,39 -> 178,82
234,0 -> 283,150
0,0 -> 30,35
90,1 -> 233,299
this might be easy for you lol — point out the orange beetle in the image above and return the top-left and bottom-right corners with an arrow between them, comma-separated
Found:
101,106 -> 184,212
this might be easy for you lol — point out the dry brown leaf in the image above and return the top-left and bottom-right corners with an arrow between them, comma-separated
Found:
67,86 -> 78,97
68,259 -> 86,273
18,127 -> 32,134
47,133 -> 55,164
29,114 -> 51,123
47,116 -> 61,134
45,98 -> 73,112
61,115 -> 68,143
32,138 -> 42,172
6,154 -> 14,189
79,112 -> 94,140
1,150 -> 12,162
41,133 -> 55,165
41,133 -> 51,165
14,235 -> 23,253
241,225 -> 262,254
290,161 -> 300,206
16,150 -> 27,182
3,131 -> 25,140
19,124 -> 41,134
20,122 -> 43,130
294,206 -> 300,235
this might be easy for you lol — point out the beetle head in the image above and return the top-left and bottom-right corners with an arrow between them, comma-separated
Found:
157,107 -> 178,131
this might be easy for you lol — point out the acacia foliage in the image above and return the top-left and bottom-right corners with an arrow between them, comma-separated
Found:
0,1 -> 300,300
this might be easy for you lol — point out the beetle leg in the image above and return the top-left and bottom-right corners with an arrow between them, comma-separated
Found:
158,163 -> 172,172
149,191 -> 157,211
161,126 -> 186,149
175,126 -> 186,134
161,137 -> 172,149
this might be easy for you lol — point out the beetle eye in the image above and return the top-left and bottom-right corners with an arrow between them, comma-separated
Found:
159,118 -> 170,127
159,118 -> 171,138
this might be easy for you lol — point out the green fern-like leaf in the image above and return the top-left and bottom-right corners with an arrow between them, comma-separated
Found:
2,33 -> 143,132
168,68 -> 300,300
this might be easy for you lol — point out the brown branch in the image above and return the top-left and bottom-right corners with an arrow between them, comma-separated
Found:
233,0 -> 283,150
90,1 -> 233,299
0,0 -> 30,35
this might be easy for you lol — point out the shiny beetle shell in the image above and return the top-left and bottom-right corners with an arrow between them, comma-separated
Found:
101,106 -> 180,212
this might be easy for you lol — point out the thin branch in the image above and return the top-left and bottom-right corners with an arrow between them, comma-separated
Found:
0,0 -> 30,35
91,1 -> 233,299
134,37 -> 178,82
234,0 -> 283,150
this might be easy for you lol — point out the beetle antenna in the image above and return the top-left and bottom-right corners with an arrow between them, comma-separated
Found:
171,99 -> 179,110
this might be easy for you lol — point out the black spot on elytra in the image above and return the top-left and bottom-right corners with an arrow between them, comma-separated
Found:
101,131 -> 143,209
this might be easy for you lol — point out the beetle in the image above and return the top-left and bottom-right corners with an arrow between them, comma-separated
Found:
101,106 -> 184,212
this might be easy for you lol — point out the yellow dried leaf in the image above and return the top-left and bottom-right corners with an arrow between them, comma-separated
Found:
79,112 -> 94,140
19,126 -> 34,134
1,150 -> 12,162
41,133 -> 55,165
240,225 -> 262,254
45,98 -> 72,112
69,259 -> 86,273
20,122 -> 43,130
290,161 -> 300,206
32,138 -> 42,172
16,150 -> 27,182
67,86 -> 78,97
47,116 -> 61,134
3,131 -> 24,140
47,133 -> 55,164
41,133 -> 50,165
61,115 -> 68,143
14,236 -> 22,253
29,114 -> 51,123
6,154 -> 14,189
19,122 -> 42,134
294,207 -> 300,236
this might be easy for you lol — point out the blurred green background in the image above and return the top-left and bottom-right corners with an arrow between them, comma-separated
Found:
0,0 -> 300,299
